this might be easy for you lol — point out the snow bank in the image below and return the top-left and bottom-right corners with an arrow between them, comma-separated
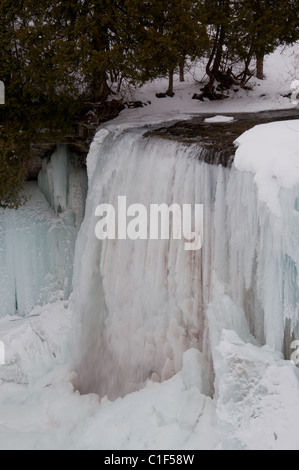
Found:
0,301 -> 72,384
215,330 -> 299,450
235,120 -> 299,216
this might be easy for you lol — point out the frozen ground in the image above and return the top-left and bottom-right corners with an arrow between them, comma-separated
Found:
0,44 -> 299,450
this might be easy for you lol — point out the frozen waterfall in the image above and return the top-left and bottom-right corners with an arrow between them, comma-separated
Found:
73,125 -> 299,400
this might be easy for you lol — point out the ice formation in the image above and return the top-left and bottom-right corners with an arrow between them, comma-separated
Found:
73,123 -> 299,400
38,144 -> 88,229
0,145 -> 87,318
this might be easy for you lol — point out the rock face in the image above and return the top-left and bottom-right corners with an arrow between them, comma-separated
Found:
146,109 -> 299,168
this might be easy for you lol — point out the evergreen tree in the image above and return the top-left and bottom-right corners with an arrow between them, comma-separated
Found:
124,0 -> 208,95
229,0 -> 299,80
204,0 -> 299,92
0,0 -> 82,207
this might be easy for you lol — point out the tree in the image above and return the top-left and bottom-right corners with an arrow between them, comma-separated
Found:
204,0 -> 299,94
233,0 -> 299,80
0,0 -> 82,207
123,0 -> 208,95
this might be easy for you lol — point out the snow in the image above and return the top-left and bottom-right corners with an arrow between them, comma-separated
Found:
0,301 -> 72,384
234,120 -> 299,216
0,299 -> 298,450
204,116 -> 235,123
0,304 -> 219,450
215,331 -> 299,450
0,43 -> 299,450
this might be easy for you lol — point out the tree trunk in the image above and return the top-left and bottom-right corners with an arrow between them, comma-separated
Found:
256,53 -> 265,80
239,42 -> 255,87
92,77 -> 112,103
211,26 -> 225,81
179,60 -> 185,82
91,27 -> 111,102
206,25 -> 226,92
166,69 -> 175,96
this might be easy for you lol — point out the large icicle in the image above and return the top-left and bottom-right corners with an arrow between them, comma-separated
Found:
0,184 -> 77,317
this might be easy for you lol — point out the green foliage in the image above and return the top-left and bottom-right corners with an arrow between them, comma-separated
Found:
204,0 -> 299,88
0,128 -> 28,209
230,0 -> 299,59
123,0 -> 209,82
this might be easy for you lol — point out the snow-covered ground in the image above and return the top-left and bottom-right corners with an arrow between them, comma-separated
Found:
108,43 -> 299,129
1,301 -> 299,450
0,306 -> 219,450
0,44 -> 299,451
